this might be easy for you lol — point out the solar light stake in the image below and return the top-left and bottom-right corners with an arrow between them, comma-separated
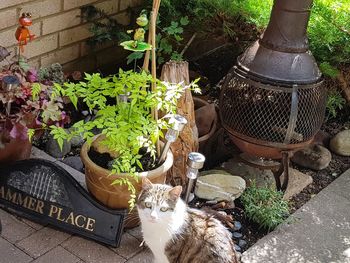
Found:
158,115 -> 187,164
184,152 -> 205,203
2,75 -> 20,116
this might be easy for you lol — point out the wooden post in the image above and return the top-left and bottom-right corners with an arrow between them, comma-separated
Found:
161,61 -> 199,187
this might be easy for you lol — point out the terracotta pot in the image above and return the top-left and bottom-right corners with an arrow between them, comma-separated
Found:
0,137 -> 32,163
193,97 -> 218,153
80,136 -> 173,228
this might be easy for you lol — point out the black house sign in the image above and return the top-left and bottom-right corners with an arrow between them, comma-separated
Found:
0,159 -> 127,247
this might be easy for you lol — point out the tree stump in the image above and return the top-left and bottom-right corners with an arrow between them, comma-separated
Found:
160,61 -> 199,187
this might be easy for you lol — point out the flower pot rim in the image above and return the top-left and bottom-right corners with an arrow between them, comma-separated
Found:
193,96 -> 218,142
81,134 -> 173,180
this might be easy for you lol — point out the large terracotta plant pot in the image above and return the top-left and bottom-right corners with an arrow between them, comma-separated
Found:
0,137 -> 32,163
80,138 -> 173,228
193,97 -> 218,153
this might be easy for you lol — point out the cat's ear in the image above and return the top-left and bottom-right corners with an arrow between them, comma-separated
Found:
169,186 -> 182,201
141,177 -> 153,190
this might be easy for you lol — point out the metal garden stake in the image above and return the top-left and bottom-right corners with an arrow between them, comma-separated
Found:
158,114 -> 187,164
184,152 -> 205,203
2,75 -> 20,115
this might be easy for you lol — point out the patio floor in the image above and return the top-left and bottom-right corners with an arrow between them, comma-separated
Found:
0,147 -> 153,263
1,147 -> 350,263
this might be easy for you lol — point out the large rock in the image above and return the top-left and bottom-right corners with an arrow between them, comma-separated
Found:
283,168 -> 313,200
222,158 -> 276,188
195,170 -> 246,202
62,156 -> 84,172
291,144 -> 332,170
330,130 -> 350,156
45,135 -> 71,158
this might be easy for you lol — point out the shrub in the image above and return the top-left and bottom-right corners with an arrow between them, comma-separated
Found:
240,183 -> 289,231
326,90 -> 346,119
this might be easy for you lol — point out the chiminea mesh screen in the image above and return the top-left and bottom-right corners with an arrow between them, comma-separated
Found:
220,67 -> 327,147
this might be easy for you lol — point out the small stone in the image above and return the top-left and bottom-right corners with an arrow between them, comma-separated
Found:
62,156 -> 84,172
45,135 -> 71,158
233,221 -> 242,231
234,244 -> 241,252
68,127 -> 85,147
291,144 -> 332,170
195,171 -> 246,202
232,232 -> 243,239
332,172 -> 338,177
81,110 -> 89,116
238,239 -> 247,248
330,130 -> 350,156
84,115 -> 92,122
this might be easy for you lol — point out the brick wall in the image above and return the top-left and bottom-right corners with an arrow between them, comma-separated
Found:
0,0 -> 141,72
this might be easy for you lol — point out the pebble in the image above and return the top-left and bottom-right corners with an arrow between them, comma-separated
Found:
232,232 -> 243,239
238,239 -> 247,248
81,110 -> 89,116
233,221 -> 242,231
234,244 -> 241,252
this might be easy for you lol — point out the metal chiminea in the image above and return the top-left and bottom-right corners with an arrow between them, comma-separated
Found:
219,0 -> 327,190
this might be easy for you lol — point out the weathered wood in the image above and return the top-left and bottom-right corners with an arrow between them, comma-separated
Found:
161,61 -> 199,187
338,69 -> 350,103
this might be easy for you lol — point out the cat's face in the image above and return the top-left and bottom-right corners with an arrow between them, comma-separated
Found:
137,177 -> 182,224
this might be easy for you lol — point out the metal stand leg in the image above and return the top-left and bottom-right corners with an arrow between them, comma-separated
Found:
272,151 -> 290,192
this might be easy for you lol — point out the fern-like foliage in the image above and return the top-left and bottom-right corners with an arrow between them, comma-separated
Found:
50,70 -> 200,208
240,182 -> 289,231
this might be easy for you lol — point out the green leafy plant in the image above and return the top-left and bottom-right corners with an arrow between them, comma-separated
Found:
326,90 -> 346,119
0,46 -> 69,148
50,69 -> 200,207
240,182 -> 289,231
156,16 -> 189,64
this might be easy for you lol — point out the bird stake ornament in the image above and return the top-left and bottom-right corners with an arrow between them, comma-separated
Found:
15,13 -> 35,54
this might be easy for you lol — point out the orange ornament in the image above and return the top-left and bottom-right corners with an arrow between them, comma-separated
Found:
15,13 -> 35,53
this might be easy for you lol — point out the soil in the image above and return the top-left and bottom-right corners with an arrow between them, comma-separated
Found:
88,147 -> 162,173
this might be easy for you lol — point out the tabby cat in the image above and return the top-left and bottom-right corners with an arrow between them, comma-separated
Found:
137,177 -> 238,263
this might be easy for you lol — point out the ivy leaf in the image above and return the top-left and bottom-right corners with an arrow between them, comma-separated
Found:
180,16 -> 189,26
127,52 -> 144,65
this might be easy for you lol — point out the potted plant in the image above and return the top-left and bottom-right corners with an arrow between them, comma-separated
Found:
50,69 -> 199,227
0,46 -> 69,162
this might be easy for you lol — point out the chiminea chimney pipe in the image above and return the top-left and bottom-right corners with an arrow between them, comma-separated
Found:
261,0 -> 313,52
238,0 -> 321,84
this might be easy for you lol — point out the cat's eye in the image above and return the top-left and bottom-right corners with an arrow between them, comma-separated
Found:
144,202 -> 152,208
160,207 -> 168,212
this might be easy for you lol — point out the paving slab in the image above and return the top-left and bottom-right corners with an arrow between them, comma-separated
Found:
16,227 -> 71,258
0,208 -> 36,243
126,247 -> 153,263
126,226 -> 143,241
0,237 -> 33,263
62,236 -> 126,263
31,246 -> 81,263
242,168 -> 350,263
111,232 -> 143,259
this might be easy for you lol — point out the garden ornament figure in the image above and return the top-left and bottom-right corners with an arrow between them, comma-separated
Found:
15,13 -> 35,53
